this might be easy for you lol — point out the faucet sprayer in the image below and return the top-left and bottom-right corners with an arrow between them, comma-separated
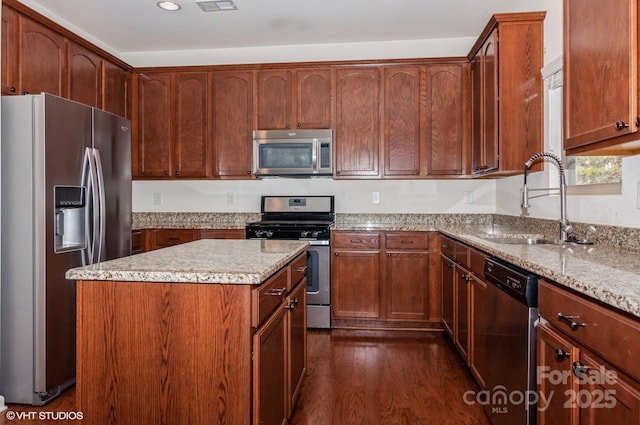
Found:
521,152 -> 572,242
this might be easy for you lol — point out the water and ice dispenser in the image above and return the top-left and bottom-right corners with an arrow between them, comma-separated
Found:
54,185 -> 86,253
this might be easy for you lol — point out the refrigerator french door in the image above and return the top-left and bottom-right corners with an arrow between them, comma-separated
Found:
0,93 -> 131,405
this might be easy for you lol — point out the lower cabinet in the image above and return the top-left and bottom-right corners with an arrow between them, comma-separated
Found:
133,228 -> 245,252
287,279 -> 307,417
331,231 -> 438,328
537,279 -> 640,425
253,305 -> 288,425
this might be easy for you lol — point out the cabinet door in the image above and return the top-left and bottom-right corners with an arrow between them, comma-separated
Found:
424,64 -> 465,176
470,51 -> 483,174
199,229 -> 245,239
469,274 -> 488,389
385,250 -> 429,321
295,68 -> 332,129
68,41 -> 102,108
102,61 -> 130,118
257,70 -> 292,129
331,250 -> 381,319
287,280 -> 307,417
2,5 -> 19,95
383,66 -> 421,177
135,73 -> 172,177
537,323 -> 580,425
212,71 -> 254,178
152,229 -> 197,250
580,351 -> 640,425
454,264 -> 470,361
441,255 -> 455,337
335,68 -> 380,177
19,16 -> 66,96
565,0 -> 637,149
253,305 -> 287,425
481,32 -> 498,173
175,72 -> 210,177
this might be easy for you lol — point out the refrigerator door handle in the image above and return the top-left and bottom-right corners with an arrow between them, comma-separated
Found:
93,148 -> 107,263
83,147 -> 100,264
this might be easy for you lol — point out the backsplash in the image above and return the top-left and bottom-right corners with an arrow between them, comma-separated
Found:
132,212 -> 640,252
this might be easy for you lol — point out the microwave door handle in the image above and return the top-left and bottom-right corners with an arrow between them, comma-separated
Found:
313,140 -> 318,172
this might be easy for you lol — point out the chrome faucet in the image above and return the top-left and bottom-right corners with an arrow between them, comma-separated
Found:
521,152 -> 573,242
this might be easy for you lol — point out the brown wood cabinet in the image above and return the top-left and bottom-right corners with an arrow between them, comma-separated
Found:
149,229 -> 198,250
384,232 -> 430,321
441,254 -> 455,337
331,231 -> 382,319
256,68 -> 332,130
332,231 -> 438,328
468,12 -> 545,176
334,68 -> 381,178
423,64 -> 468,176
286,277 -> 307,418
564,0 -> 640,154
1,4 -> 19,95
212,71 -> 254,178
538,280 -> 640,424
133,73 -> 172,177
134,228 -> 244,252
18,14 -> 67,97
68,41 -> 102,108
382,66 -> 421,177
133,72 -> 211,178
102,60 -> 131,118
200,229 -> 245,239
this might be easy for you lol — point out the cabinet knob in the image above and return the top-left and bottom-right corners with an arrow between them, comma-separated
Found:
414,170 -> 419,175
572,361 -> 590,377
285,123 -> 291,129
336,170 -> 341,175
176,171 -> 181,176
164,170 -> 169,176
9,86 -> 16,93
247,170 -> 252,175
614,121 -> 629,131
555,349 -> 570,360
297,123 -> 302,128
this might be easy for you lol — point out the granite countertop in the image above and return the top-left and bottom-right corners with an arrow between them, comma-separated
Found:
66,239 -> 309,284
438,227 -> 640,319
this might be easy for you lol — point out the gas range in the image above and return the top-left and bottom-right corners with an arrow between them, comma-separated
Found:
245,196 -> 334,241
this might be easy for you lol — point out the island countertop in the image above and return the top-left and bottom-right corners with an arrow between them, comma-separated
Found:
66,239 -> 309,284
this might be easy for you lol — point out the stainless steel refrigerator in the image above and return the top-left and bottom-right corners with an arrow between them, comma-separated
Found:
0,93 -> 132,405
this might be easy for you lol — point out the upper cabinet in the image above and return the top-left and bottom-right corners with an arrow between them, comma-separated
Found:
68,41 -> 102,108
256,68 -> 332,130
1,1 -> 132,115
18,15 -> 67,97
132,72 -> 212,179
564,0 -> 640,154
335,67 -> 381,178
468,12 -> 545,176
212,71 -> 254,178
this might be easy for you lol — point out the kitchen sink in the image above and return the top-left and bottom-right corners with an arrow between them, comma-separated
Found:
480,236 -> 560,245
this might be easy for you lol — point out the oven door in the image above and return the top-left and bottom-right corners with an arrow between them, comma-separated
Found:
305,241 -> 329,305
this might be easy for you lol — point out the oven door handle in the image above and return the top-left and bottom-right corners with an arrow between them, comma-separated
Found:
306,240 -> 330,246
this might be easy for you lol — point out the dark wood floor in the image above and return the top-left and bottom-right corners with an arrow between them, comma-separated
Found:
0,330 -> 489,425
289,329 -> 490,425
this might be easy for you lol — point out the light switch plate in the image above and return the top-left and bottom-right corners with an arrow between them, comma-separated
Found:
153,192 -> 162,206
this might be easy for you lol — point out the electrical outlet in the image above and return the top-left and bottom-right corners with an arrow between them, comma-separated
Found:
464,191 -> 473,204
372,192 -> 380,204
226,192 -> 236,205
153,192 -> 162,206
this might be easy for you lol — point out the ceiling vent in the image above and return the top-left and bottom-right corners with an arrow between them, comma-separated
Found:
195,0 -> 238,12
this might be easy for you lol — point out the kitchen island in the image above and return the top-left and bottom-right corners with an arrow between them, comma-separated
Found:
66,239 -> 309,425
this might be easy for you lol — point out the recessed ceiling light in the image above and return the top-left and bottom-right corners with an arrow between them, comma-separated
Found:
157,1 -> 182,11
196,0 -> 238,12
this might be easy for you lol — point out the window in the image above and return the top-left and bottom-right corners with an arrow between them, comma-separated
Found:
544,58 -> 622,195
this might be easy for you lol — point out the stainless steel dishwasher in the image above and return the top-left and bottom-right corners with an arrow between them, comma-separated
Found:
483,257 -> 538,425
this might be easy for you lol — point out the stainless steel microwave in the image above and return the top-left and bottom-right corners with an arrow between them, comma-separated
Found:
253,129 -> 333,177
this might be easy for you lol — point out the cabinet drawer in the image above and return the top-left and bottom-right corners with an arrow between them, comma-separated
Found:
386,232 -> 429,250
154,229 -> 196,248
440,235 -> 456,259
539,280 -> 640,382
289,253 -> 308,290
332,232 -> 380,249
131,230 -> 144,254
469,247 -> 488,276
199,229 -> 245,239
252,268 -> 288,328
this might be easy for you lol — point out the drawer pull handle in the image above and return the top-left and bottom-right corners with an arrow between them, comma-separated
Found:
400,240 -> 414,244
558,313 -> 586,330
441,244 -> 450,249
285,298 -> 299,310
555,349 -> 570,360
294,266 -> 308,273
266,287 -> 287,297
446,263 -> 453,269
168,237 -> 180,241
573,361 -> 589,377
350,239 -> 363,243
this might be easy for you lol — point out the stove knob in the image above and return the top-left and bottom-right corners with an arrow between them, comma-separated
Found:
301,231 -> 310,238
266,231 -> 274,238
311,231 -> 320,238
256,230 -> 264,237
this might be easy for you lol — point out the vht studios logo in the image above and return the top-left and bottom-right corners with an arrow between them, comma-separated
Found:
464,365 -> 618,413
